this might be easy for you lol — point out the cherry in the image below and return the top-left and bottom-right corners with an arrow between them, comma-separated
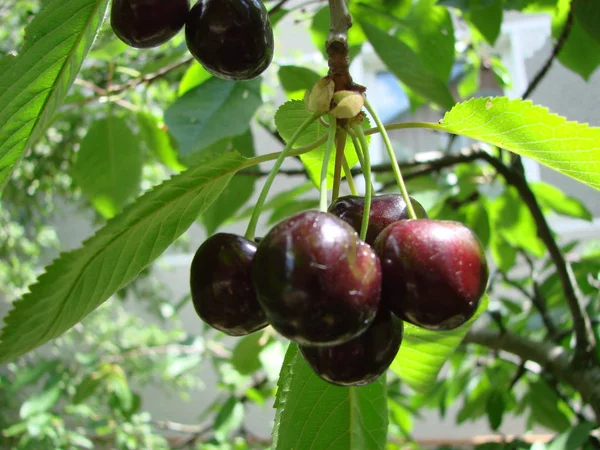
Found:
190,233 -> 267,336
111,0 -> 190,48
252,211 -> 381,346
185,0 -> 274,81
299,308 -> 403,386
374,219 -> 488,331
328,194 -> 428,245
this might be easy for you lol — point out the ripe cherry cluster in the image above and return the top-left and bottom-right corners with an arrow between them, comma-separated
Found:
190,195 -> 489,386
110,0 -> 274,81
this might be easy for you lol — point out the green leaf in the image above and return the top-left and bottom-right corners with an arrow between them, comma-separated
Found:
72,116 -> 142,219
486,389 -> 505,431
390,295 -> 488,392
547,422 -> 597,450
73,375 -> 103,404
466,0 -> 503,45
526,379 -> 572,432
530,181 -> 592,220
360,21 -> 455,108
268,199 -> 320,225
164,77 -> 262,161
234,182 -> 313,222
273,345 -> 388,450
178,63 -> 212,96
574,0 -> 600,46
201,131 -> 255,234
0,152 -> 246,363
0,0 -> 109,194
11,360 -> 59,389
274,101 -> 360,188
214,397 -> 245,442
553,0 -> 600,80
137,112 -> 185,172
231,333 -> 263,375
436,97 -> 600,190
278,66 -> 322,100
395,0 -> 456,82
20,384 -> 61,418
488,187 -> 546,257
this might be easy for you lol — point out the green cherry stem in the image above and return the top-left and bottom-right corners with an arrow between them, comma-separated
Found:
348,129 -> 366,168
331,129 -> 347,202
364,98 -> 417,220
352,124 -> 372,242
342,156 -> 358,195
245,112 -> 323,240
320,115 -> 338,212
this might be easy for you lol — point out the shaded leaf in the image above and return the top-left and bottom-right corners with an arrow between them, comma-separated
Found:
274,101 -> 360,188
0,152 -> 246,363
530,181 -> 592,220
231,333 -> 263,375
164,77 -> 262,161
0,0 -> 109,193
360,21 -> 455,108
553,0 -> 600,80
137,112 -> 185,172
273,345 -> 388,450
467,0 -> 503,45
391,296 -> 488,392
278,66 -> 322,100
20,384 -> 61,418
574,0 -> 600,46
201,131 -> 255,234
547,422 -> 597,450
73,116 -> 142,218
214,397 -> 244,442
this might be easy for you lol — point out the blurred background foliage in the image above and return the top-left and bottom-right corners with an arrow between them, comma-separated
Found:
0,0 -> 599,448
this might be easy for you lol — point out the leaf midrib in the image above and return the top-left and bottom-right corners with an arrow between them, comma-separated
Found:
0,0 -> 104,193
1,157 -> 243,360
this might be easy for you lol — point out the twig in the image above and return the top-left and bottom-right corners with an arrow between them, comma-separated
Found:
103,342 -> 230,363
464,328 -> 600,422
479,152 -> 596,366
521,7 -> 574,100
326,0 -> 361,92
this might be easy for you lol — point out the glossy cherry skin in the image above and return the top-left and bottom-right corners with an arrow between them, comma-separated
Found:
185,0 -> 274,81
374,219 -> 488,331
328,194 -> 428,245
190,233 -> 267,336
252,211 -> 382,346
111,0 -> 190,48
300,308 -> 403,386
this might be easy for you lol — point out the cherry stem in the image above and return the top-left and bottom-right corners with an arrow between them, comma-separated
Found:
364,98 -> 417,220
245,112 -> 323,240
320,115 -> 338,212
342,156 -> 358,195
332,128 -> 347,202
352,124 -> 372,242
348,129 -> 365,168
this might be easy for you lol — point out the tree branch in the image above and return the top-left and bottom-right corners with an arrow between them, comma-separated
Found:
478,152 -> 596,365
521,6 -> 574,100
464,328 -> 600,422
326,0 -> 361,92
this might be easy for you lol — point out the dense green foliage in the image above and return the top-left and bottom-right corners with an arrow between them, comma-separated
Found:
0,0 -> 599,449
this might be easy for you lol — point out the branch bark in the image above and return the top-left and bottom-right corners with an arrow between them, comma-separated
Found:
326,0 -> 361,92
479,152 -> 597,365
464,328 -> 600,423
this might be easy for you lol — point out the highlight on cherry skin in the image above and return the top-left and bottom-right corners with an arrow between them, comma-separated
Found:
300,308 -> 404,386
328,193 -> 428,245
189,233 -> 268,336
111,0 -> 190,48
252,210 -> 382,347
374,219 -> 489,331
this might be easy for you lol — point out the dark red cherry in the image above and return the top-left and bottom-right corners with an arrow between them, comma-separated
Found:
111,0 -> 190,48
374,219 -> 488,331
190,233 -> 267,336
299,309 -> 403,386
328,194 -> 428,245
252,211 -> 381,346
185,0 -> 274,81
